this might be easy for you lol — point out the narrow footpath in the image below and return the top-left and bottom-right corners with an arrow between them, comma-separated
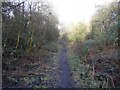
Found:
58,42 -> 75,88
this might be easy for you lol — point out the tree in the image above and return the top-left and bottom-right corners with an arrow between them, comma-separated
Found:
2,1 -> 60,70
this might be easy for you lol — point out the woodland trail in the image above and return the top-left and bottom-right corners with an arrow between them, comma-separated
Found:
58,42 -> 75,88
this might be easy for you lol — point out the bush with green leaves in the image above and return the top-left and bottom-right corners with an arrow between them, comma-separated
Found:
68,53 -> 109,88
67,1 -> 119,88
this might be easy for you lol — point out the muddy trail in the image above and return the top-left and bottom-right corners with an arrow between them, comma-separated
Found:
58,42 -> 75,88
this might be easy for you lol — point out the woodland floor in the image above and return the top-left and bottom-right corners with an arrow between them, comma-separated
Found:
2,41 -> 119,88
2,41 -> 76,88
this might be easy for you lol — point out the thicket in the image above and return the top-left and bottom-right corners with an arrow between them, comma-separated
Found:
68,1 -> 119,88
2,1 -> 60,88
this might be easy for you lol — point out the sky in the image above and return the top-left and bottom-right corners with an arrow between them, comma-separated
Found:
49,0 -> 114,26
15,0 -> 114,27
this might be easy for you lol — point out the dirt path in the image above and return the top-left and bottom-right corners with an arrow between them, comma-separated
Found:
58,42 -> 75,88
